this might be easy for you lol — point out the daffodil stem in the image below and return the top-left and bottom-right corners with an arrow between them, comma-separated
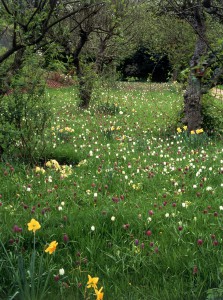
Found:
34,233 -> 36,252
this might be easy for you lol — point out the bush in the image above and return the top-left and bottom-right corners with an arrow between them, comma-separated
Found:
0,51 -> 52,163
202,93 -> 223,136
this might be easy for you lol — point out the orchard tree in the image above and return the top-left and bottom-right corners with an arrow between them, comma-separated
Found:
0,0 -> 101,93
158,0 -> 223,131
49,0 -> 140,108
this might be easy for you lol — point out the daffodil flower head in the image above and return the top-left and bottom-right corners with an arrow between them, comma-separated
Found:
45,241 -> 58,254
87,275 -> 99,289
27,218 -> 41,233
95,286 -> 104,300
196,128 -> 204,134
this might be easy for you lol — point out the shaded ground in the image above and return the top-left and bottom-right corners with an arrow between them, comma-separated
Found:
46,79 -> 65,88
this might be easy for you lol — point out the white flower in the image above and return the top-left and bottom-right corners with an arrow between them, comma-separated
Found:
206,186 -> 212,191
193,185 -> 197,189
119,111 -> 123,115
59,268 -> 65,276
165,213 -> 170,218
147,217 -> 152,223
58,206 -> 63,211
219,206 -> 223,211
91,225 -> 95,231
61,201 -> 65,206
26,187 -> 31,192
111,216 -> 115,221
94,193 -> 98,198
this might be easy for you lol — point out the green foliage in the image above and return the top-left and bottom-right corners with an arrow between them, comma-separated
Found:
2,83 -> 223,300
0,51 -> 52,163
97,102 -> 121,115
0,232 -> 54,300
202,93 -> 223,135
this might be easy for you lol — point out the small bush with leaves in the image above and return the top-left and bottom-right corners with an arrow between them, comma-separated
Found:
202,93 -> 223,136
0,51 -> 52,163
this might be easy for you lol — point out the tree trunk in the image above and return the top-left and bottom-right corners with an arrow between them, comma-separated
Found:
182,6 -> 207,132
78,77 -> 93,108
72,29 -> 92,109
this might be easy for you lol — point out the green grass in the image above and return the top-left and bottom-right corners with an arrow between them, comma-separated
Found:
1,82 -> 223,300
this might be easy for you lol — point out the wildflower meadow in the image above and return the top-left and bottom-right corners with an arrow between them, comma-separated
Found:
1,82 -> 223,300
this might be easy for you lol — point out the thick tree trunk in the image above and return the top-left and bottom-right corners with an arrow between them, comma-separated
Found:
182,7 -> 207,132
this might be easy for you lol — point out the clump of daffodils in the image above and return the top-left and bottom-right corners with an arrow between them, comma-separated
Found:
177,126 -> 204,134
87,275 -> 104,300
46,159 -> 61,171
77,159 -> 88,167
35,166 -> 46,174
45,159 -> 73,177
132,183 -> 142,190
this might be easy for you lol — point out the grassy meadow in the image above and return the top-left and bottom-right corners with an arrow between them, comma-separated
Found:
1,82 -> 223,300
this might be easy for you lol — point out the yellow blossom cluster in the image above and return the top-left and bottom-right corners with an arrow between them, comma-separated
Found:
77,159 -> 87,167
87,275 -> 104,300
191,128 -> 204,134
59,127 -> 74,133
177,126 -> 204,135
51,125 -> 74,133
110,125 -> 121,131
35,166 -> 46,174
45,159 -> 73,177
46,159 -> 61,171
132,183 -> 142,190
177,126 -> 187,133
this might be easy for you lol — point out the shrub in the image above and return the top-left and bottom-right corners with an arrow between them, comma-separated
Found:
202,93 -> 223,136
0,51 -> 52,163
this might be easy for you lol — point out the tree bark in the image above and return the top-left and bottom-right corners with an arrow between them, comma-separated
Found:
182,6 -> 207,132
73,29 -> 92,109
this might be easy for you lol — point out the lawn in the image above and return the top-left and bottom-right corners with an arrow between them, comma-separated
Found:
1,82 -> 223,300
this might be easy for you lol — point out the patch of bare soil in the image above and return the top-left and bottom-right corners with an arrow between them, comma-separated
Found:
46,79 -> 65,88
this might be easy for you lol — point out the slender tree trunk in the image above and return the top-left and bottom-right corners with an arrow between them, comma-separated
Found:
182,7 -> 207,131
73,29 -> 92,109
95,39 -> 107,74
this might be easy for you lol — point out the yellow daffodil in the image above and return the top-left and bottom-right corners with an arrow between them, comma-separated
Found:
45,241 -> 58,254
94,287 -> 104,300
46,159 -> 60,171
190,130 -> 195,134
35,166 -> 45,174
177,127 -> 182,133
183,125 -> 188,131
196,128 -> 204,134
87,275 -> 99,289
27,219 -> 41,233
